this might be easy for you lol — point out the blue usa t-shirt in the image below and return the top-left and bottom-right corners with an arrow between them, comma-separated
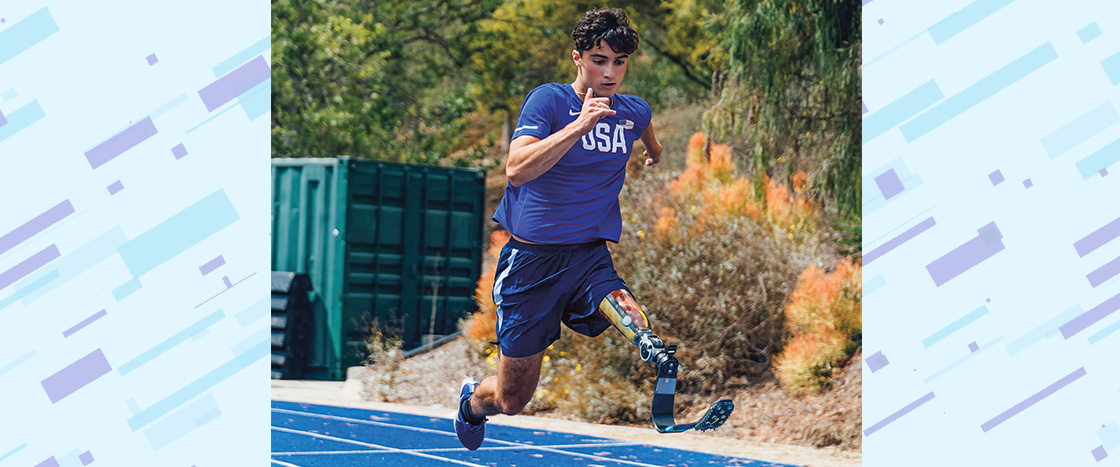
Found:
493,83 -> 652,244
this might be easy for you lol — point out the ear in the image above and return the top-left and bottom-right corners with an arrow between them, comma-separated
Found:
572,49 -> 580,66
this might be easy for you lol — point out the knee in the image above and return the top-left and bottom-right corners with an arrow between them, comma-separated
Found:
498,392 -> 532,415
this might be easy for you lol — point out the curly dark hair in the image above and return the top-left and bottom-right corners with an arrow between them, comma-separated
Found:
572,8 -> 640,55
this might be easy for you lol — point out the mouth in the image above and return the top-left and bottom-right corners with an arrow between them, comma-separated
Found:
602,83 -> 617,89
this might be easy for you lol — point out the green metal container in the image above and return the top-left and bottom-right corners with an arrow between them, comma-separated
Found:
271,156 -> 486,380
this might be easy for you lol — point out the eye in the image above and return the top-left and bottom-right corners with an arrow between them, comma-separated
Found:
594,60 -> 605,65
615,60 -> 625,65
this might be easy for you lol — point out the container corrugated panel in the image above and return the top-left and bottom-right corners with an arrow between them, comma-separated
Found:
271,156 -> 485,379
342,159 -> 485,371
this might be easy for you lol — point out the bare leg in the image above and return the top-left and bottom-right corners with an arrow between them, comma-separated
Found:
470,348 -> 545,416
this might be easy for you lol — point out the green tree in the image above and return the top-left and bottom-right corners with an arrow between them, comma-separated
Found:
271,0 -> 499,164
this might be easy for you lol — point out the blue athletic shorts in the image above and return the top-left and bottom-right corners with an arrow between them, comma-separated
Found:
491,237 -> 629,358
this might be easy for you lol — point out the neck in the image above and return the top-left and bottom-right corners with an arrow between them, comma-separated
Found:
571,81 -> 611,104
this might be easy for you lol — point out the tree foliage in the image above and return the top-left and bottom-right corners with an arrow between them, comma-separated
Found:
271,0 -> 861,217
705,0 -> 862,219
271,0 -> 499,164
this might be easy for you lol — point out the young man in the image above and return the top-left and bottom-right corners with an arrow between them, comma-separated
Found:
454,8 -> 667,450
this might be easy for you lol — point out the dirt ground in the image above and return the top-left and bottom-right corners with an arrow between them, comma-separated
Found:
358,336 -> 862,462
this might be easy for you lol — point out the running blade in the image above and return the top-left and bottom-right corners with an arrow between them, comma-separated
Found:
653,398 -> 735,433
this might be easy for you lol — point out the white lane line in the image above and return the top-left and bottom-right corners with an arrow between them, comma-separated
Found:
272,407 -> 661,467
271,426 -> 486,467
271,460 -> 303,467
271,442 -> 641,456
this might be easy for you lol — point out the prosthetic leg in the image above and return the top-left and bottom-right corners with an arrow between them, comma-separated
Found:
598,290 -> 734,433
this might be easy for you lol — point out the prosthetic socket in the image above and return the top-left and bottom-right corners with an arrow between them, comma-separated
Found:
597,290 -> 676,365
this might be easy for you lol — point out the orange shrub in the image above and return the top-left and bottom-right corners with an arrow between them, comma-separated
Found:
773,259 -> 862,395
464,230 -> 510,343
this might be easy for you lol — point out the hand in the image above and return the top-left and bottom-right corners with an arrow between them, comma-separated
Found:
575,87 -> 616,133
643,147 -> 661,166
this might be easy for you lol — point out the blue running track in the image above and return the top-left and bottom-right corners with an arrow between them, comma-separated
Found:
271,400 -> 803,467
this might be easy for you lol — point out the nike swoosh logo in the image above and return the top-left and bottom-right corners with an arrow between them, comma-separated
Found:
569,109 -> 580,116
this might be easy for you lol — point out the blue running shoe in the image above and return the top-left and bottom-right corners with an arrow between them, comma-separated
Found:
454,377 -> 485,450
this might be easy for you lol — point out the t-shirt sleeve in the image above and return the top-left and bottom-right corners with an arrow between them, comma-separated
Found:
511,87 -> 558,141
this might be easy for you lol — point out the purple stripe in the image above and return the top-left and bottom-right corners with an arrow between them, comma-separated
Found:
1060,290 -> 1120,338
864,217 -> 937,264
40,348 -> 112,403
864,391 -> 935,436
62,309 -> 108,337
1088,255 -> 1120,287
926,232 -> 1005,287
862,0 -> 873,4
107,180 -> 124,195
0,200 -> 73,255
981,367 -> 1086,432
197,55 -> 269,112
199,255 -> 225,276
222,276 -> 233,288
34,457 -> 60,467
84,117 -> 158,169
0,108 -> 7,126
0,244 -> 60,290
1075,216 -> 1120,257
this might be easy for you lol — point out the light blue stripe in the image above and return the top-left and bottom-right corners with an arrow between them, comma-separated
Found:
186,101 -> 239,134
1088,318 -> 1120,345
1006,305 -> 1083,355
112,277 -> 142,301
213,36 -> 270,76
1103,51 -> 1120,86
1,88 -> 15,101
1098,422 -> 1120,450
866,275 -> 887,294
0,270 -> 58,311
0,8 -> 59,65
0,100 -> 46,144
19,227 -> 126,304
901,42 -> 1057,142
923,336 -> 1004,383
1079,22 -> 1102,44
0,350 -> 37,377
928,0 -> 1015,44
1041,102 -> 1119,159
147,93 -> 189,119
239,79 -> 270,120
865,30 -> 929,69
0,443 -> 27,462
126,335 -> 268,431
117,190 -> 239,277
923,305 -> 988,347
231,328 -> 268,355
144,393 -> 220,450
1075,137 -> 1120,179
236,296 -> 269,327
119,309 -> 225,375
863,80 -> 944,144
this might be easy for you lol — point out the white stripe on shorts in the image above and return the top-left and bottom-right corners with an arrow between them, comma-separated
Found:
492,248 -> 519,330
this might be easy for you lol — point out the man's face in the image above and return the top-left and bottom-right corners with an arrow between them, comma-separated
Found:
574,41 -> 629,98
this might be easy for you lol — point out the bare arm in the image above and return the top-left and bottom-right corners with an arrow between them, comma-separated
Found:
507,88 -> 616,187
640,119 -> 662,166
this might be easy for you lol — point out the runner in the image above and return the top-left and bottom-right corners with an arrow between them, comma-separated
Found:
453,7 -> 666,450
